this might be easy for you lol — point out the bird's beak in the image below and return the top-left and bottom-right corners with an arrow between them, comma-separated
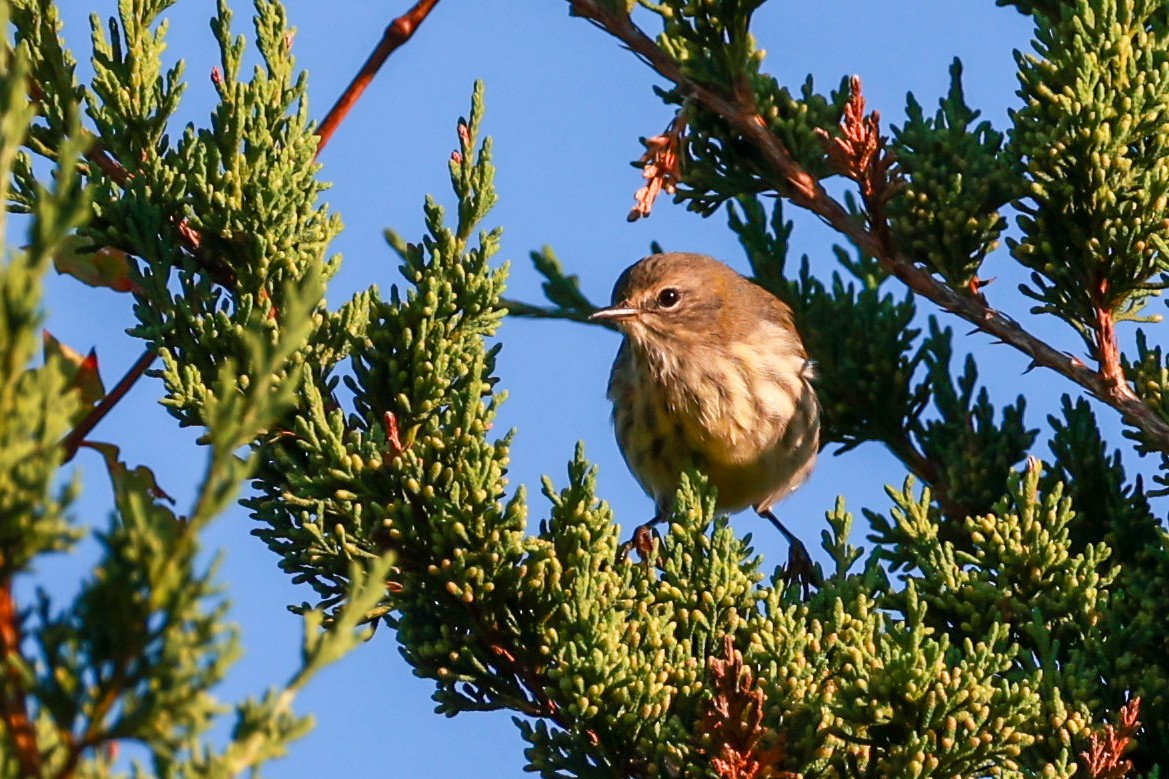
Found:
589,305 -> 639,322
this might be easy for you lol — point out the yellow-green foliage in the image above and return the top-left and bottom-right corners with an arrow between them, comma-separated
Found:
9,0 -> 1169,777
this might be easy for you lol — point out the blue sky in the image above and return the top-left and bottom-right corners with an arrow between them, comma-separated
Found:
25,1 -> 1141,775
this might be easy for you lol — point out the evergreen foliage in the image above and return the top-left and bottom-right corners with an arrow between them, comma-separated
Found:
6,0 -> 1169,777
3,2 -> 393,775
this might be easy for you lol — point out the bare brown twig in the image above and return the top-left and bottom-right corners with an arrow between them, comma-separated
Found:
82,144 -> 132,183
61,349 -> 158,463
568,0 -> 1169,452
315,0 -> 443,157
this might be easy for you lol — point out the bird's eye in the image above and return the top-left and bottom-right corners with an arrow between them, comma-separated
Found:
656,288 -> 681,308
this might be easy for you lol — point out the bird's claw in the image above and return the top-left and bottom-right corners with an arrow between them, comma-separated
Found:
781,539 -> 821,596
617,522 -> 661,564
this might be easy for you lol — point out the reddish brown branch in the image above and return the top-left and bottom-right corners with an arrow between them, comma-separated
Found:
568,0 -> 1169,452
1094,279 -> 1127,396
883,434 -> 974,519
487,641 -> 558,719
0,580 -> 40,777
456,601 -> 645,775
57,667 -> 127,779
82,145 -> 131,184
62,349 -> 157,463
315,0 -> 443,157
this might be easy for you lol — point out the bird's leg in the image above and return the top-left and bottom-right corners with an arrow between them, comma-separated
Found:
617,503 -> 669,563
757,508 -> 821,591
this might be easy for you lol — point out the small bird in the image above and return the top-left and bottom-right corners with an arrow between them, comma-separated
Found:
591,252 -> 820,578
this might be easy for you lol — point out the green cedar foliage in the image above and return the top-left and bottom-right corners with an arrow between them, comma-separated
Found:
9,1 -> 1169,778
3,2 -> 392,776
520,0 -> 1169,776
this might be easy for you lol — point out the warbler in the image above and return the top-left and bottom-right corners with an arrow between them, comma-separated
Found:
591,252 -> 820,575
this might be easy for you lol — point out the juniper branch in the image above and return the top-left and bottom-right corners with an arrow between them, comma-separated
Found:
568,0 -> 1169,454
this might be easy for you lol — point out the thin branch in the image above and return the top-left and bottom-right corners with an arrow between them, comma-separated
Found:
81,143 -> 131,184
500,298 -> 608,327
58,664 -> 127,779
567,0 -> 1169,453
62,349 -> 157,462
1094,280 -> 1127,393
485,641 -> 558,719
0,580 -> 40,777
315,0 -> 443,157
881,434 -> 970,519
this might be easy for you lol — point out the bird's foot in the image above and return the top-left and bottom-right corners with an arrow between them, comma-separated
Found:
618,521 -> 662,564
780,537 -> 821,596
759,507 -> 821,595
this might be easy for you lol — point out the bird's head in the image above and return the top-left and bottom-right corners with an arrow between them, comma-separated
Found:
590,252 -> 789,354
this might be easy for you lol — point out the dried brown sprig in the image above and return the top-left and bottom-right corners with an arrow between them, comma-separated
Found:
1080,697 -> 1141,779
815,76 -> 899,221
697,636 -> 795,779
384,411 -> 404,455
628,115 -> 685,222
